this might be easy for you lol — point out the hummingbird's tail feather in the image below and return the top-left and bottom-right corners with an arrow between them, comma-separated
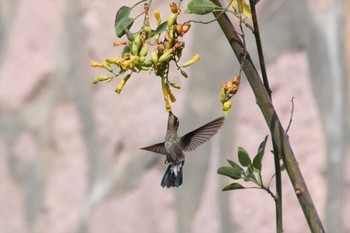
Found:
161,162 -> 184,188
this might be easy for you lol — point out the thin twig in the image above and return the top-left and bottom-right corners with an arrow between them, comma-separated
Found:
248,1 -> 283,232
286,97 -> 295,133
248,0 -> 271,97
188,1 -> 253,31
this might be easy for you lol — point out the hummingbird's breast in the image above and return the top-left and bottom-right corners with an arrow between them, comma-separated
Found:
164,138 -> 184,163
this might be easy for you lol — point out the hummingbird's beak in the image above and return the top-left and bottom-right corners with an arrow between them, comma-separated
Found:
169,111 -> 173,116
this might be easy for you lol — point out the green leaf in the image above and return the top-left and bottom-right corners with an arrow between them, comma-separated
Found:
226,159 -> 244,172
257,135 -> 268,154
252,153 -> 262,171
238,147 -> 251,167
253,136 -> 268,171
186,0 -> 217,15
217,166 -> 242,179
115,6 -> 134,37
184,8 -> 193,14
153,21 -> 168,35
115,17 -> 134,38
222,182 -> 245,191
115,6 -> 131,24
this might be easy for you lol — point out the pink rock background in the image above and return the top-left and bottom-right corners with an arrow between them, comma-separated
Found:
0,0 -> 349,233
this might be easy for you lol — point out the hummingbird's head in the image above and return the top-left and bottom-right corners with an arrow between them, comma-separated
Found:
168,111 -> 179,131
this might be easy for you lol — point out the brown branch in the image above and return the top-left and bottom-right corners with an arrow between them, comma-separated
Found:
211,1 -> 325,232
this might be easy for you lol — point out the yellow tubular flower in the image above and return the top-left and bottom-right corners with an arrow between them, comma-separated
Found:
115,74 -> 131,94
103,61 -> 113,72
182,54 -> 201,67
161,78 -> 172,111
153,10 -> 161,26
90,61 -> 105,68
166,83 -> 176,102
223,101 -> 232,115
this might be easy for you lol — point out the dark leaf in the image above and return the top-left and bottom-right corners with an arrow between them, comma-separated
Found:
115,6 -> 132,24
238,147 -> 251,167
217,166 -> 242,180
222,182 -> 245,191
258,135 -> 268,152
115,6 -> 134,37
152,21 -> 168,35
115,17 -> 134,38
186,0 -> 217,15
226,159 -> 244,172
252,136 -> 268,171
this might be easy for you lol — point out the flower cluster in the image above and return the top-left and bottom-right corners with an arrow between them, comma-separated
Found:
90,2 -> 200,112
220,75 -> 240,114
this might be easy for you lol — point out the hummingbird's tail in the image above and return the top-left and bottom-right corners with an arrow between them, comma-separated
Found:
161,162 -> 184,188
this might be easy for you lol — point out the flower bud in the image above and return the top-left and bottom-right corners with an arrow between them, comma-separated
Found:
143,25 -> 151,35
103,62 -> 113,72
182,22 -> 191,33
143,59 -> 152,67
90,61 -> 104,68
170,2 -> 179,14
115,74 -> 131,94
153,10 -> 161,25
169,82 -> 181,89
182,54 -> 200,67
134,33 -> 142,47
158,50 -> 173,63
167,13 -> 178,28
150,51 -> 158,64
223,101 -> 232,114
139,43 -> 148,57
93,75 -> 111,84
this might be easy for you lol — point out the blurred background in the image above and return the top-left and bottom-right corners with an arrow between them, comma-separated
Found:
0,0 -> 349,233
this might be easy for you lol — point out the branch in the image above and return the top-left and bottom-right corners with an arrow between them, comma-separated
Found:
211,1 -> 325,232
248,1 -> 282,232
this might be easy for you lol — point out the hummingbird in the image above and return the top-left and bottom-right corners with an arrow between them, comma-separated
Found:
141,112 -> 225,188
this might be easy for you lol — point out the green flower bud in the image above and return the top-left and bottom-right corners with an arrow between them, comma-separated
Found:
139,44 -> 148,57
103,62 -> 113,72
150,51 -> 158,64
131,42 -> 139,56
115,74 -> 131,94
167,13 -> 177,28
143,25 -> 151,35
139,56 -> 146,63
143,59 -> 152,67
134,33 -> 142,47
169,82 -> 181,89
93,75 -> 111,84
158,50 -> 172,63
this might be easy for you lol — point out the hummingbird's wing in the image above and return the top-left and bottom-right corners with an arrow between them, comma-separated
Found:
180,116 -> 225,152
141,142 -> 166,155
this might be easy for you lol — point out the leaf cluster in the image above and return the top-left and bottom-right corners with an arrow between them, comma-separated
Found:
217,136 -> 268,191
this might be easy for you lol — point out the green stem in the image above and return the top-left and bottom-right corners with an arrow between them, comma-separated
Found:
211,1 -> 325,232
